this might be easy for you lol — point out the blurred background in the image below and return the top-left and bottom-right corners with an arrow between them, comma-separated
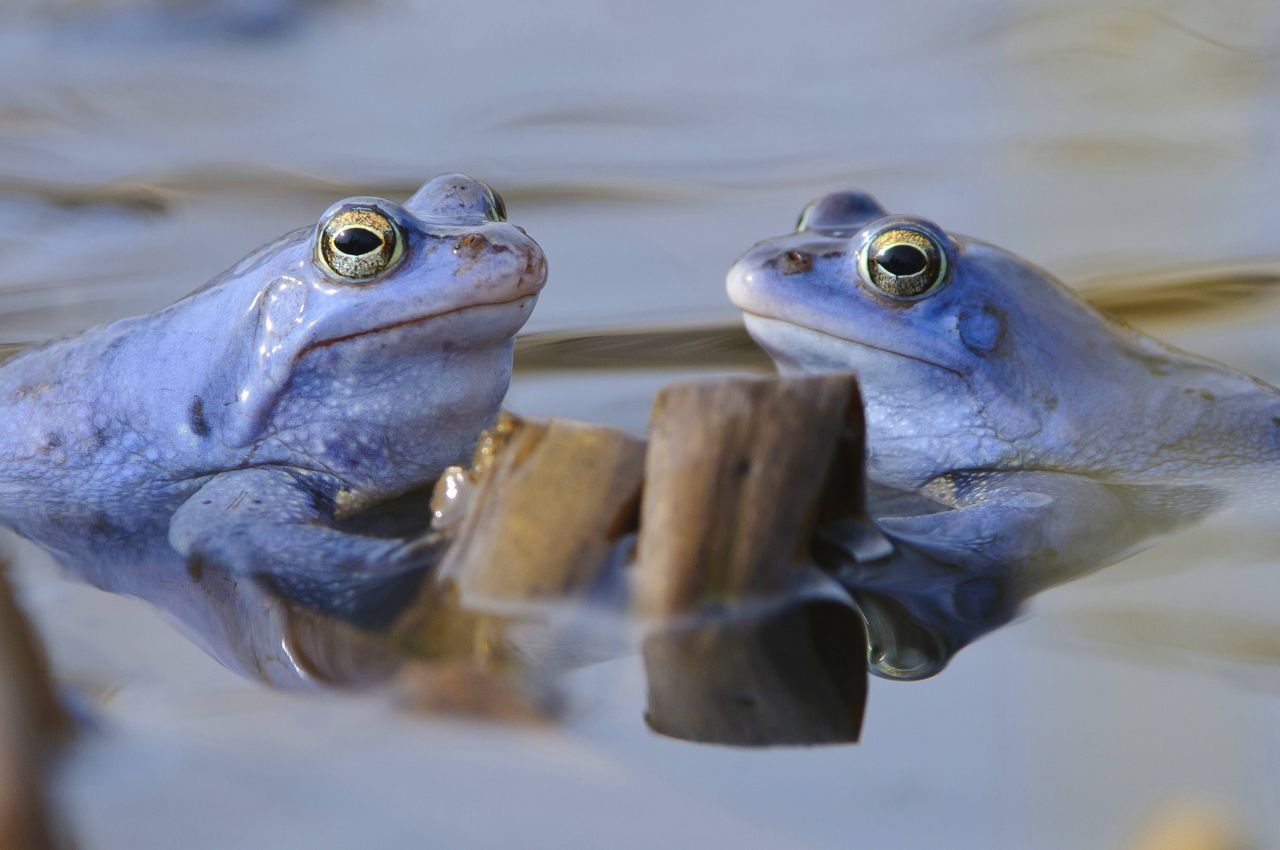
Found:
2,0 -> 1279,847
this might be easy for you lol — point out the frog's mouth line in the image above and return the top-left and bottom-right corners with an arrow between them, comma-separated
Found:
303,294 -> 537,355
740,311 -> 964,379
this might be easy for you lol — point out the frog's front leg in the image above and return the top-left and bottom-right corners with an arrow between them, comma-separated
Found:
871,471 -> 1151,594
169,467 -> 441,623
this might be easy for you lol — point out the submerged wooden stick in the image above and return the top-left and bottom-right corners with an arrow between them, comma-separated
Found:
636,375 -> 870,746
0,564 -> 66,850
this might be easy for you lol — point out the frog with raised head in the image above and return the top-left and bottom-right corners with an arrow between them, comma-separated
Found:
0,174 -> 546,655
728,192 -> 1279,673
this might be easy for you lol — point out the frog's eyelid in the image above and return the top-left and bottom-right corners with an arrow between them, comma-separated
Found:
795,191 -> 887,233
320,198 -> 415,230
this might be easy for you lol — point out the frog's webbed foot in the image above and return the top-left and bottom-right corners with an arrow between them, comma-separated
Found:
170,467 -> 445,625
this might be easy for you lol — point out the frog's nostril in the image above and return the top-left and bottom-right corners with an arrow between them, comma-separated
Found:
778,250 -> 813,276
454,233 -> 486,254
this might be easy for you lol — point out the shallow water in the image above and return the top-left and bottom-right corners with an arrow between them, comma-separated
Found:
4,0 -> 1280,846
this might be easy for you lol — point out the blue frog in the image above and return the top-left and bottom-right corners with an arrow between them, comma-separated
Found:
728,191 -> 1279,676
0,174 -> 546,656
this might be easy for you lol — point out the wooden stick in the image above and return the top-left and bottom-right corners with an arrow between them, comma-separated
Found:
434,415 -> 645,606
636,375 -> 863,614
636,375 -> 869,746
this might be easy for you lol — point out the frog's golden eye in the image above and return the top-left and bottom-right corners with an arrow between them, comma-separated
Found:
317,207 -> 403,280
859,226 -> 948,299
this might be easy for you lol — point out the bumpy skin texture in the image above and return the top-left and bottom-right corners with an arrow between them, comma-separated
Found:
728,191 -> 1280,672
0,174 -> 546,681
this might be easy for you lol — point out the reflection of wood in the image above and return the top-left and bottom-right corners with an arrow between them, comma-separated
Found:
388,580 -> 560,721
0,564 -> 65,850
643,600 -> 868,746
394,660 -> 554,724
636,376 -> 869,746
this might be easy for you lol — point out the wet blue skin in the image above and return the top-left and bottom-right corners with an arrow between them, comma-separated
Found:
0,174 -> 546,676
729,192 -> 1280,675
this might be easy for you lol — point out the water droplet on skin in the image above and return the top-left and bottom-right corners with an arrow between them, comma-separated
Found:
430,465 -> 474,530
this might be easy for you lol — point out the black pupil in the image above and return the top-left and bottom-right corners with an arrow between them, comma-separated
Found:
876,244 -> 928,276
334,227 -> 383,256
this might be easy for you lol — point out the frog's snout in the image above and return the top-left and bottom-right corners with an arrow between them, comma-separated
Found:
514,238 -> 548,295
724,254 -> 762,312
449,224 -> 547,298
521,243 -> 548,293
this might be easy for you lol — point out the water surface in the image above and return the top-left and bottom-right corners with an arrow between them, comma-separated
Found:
4,0 -> 1280,846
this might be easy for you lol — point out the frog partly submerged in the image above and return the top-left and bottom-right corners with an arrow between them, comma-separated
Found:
728,191 -> 1280,674
0,174 -> 546,671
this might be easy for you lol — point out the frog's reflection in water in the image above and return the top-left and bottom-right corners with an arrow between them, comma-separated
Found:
825,479 -> 1220,681
66,481 -> 624,713
69,529 -> 416,691
52,446 -> 1218,744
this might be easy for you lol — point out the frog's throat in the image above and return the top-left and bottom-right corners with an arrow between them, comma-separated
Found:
225,295 -> 534,448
